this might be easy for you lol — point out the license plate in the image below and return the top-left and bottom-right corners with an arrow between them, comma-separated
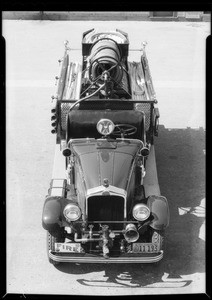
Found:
55,243 -> 82,253
132,243 -> 159,253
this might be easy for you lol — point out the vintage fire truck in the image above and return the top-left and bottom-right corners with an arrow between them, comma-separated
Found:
42,29 -> 169,264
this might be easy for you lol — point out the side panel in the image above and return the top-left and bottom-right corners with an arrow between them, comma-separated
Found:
147,195 -> 169,230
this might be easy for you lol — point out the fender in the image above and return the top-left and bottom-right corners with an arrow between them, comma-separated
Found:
147,195 -> 169,230
42,196 -> 63,232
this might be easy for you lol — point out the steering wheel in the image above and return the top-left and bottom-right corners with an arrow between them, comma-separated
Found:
112,124 -> 137,137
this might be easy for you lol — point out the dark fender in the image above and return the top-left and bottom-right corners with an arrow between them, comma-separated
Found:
42,196 -> 63,232
147,195 -> 169,230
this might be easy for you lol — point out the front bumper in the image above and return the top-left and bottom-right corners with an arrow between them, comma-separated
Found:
49,250 -> 163,263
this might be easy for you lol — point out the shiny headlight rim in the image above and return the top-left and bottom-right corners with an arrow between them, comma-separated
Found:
63,203 -> 81,222
132,203 -> 150,221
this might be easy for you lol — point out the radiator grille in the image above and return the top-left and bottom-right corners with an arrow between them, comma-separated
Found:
88,195 -> 124,230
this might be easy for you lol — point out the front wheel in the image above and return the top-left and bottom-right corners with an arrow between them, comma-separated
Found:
156,230 -> 165,250
47,231 -> 65,265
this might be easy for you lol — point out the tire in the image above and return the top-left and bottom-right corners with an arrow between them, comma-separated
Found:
47,230 -> 65,265
157,229 -> 165,250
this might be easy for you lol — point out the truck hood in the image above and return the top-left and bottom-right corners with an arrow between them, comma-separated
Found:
71,139 -> 142,191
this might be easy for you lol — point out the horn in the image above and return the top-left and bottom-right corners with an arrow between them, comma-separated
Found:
124,223 -> 139,243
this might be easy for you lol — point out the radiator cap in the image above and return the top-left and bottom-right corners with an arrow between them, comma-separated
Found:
103,178 -> 109,187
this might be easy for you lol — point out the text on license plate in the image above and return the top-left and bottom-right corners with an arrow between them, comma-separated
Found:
132,243 -> 159,253
55,243 -> 82,253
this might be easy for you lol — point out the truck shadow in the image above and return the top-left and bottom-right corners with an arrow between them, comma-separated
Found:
56,125 -> 205,289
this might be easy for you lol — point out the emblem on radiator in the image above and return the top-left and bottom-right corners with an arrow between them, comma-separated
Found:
97,119 -> 115,136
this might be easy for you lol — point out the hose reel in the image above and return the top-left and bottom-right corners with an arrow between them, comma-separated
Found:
89,38 -> 123,85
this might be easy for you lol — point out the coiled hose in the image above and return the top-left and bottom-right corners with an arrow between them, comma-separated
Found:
89,38 -> 123,84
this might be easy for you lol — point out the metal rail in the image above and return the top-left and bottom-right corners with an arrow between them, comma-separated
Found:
49,250 -> 164,263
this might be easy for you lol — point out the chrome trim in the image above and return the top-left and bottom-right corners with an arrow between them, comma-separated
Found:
86,185 -> 126,197
48,250 -> 163,263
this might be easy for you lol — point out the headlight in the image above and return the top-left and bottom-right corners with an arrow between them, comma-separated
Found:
63,204 -> 81,221
133,204 -> 150,221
